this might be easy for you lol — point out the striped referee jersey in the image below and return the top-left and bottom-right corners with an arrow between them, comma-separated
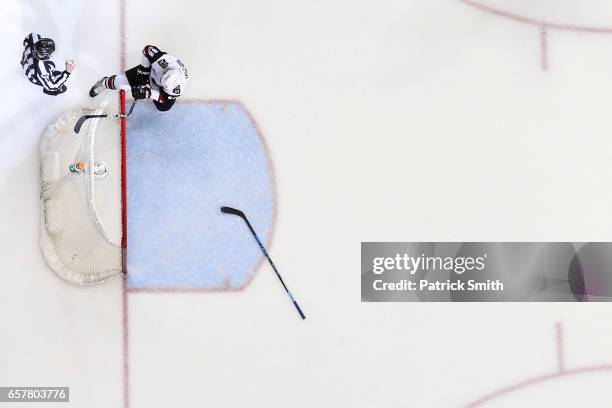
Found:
21,33 -> 70,95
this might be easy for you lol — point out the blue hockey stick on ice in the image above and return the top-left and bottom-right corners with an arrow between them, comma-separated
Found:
221,206 -> 306,320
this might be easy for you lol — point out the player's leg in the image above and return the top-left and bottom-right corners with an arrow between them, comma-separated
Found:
89,74 -> 130,97
89,64 -> 147,97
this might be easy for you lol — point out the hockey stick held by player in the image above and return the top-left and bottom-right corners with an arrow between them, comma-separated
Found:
89,45 -> 188,112
21,33 -> 75,96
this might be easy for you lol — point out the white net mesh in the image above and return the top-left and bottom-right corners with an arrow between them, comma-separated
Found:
40,91 -> 124,285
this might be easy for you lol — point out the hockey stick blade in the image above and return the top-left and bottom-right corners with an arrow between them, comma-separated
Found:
221,206 -> 306,320
74,114 -> 108,133
73,100 -> 137,134
220,206 -> 245,218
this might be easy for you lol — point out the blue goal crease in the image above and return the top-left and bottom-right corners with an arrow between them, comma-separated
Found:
125,102 -> 275,290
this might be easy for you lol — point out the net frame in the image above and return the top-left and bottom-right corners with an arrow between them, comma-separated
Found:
39,90 -> 127,285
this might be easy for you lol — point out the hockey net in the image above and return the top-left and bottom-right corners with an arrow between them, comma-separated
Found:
40,90 -> 127,285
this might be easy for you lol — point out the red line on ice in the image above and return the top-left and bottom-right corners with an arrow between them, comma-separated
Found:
122,272 -> 129,408
556,321 -> 565,372
464,364 -> 612,407
128,287 -> 242,294
460,0 -> 612,33
460,0 -> 612,71
119,0 -> 126,72
540,26 -> 548,72
464,322 -> 612,407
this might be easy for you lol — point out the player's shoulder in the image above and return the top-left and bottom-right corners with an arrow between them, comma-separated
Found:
155,53 -> 183,70
142,45 -> 166,63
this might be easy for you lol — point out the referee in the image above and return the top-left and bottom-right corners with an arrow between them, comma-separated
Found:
21,33 -> 75,95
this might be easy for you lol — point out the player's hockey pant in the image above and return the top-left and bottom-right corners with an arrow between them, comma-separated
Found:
104,74 -> 131,92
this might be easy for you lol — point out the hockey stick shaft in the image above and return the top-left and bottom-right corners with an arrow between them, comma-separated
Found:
245,219 -> 306,319
221,207 -> 306,319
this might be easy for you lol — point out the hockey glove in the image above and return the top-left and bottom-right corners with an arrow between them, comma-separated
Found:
131,84 -> 151,100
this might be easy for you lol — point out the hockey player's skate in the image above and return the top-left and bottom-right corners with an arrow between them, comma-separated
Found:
89,77 -> 108,97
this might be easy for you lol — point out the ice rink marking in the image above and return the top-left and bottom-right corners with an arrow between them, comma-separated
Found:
464,322 -> 612,407
460,0 -> 612,71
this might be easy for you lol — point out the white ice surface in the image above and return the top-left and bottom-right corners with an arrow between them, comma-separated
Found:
2,1 -> 612,407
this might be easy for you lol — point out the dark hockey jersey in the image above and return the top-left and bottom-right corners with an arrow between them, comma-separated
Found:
21,33 -> 70,95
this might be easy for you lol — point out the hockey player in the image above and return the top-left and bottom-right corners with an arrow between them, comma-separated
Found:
21,33 -> 75,95
89,45 -> 188,112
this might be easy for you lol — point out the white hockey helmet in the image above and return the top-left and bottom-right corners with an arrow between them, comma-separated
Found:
161,70 -> 181,92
